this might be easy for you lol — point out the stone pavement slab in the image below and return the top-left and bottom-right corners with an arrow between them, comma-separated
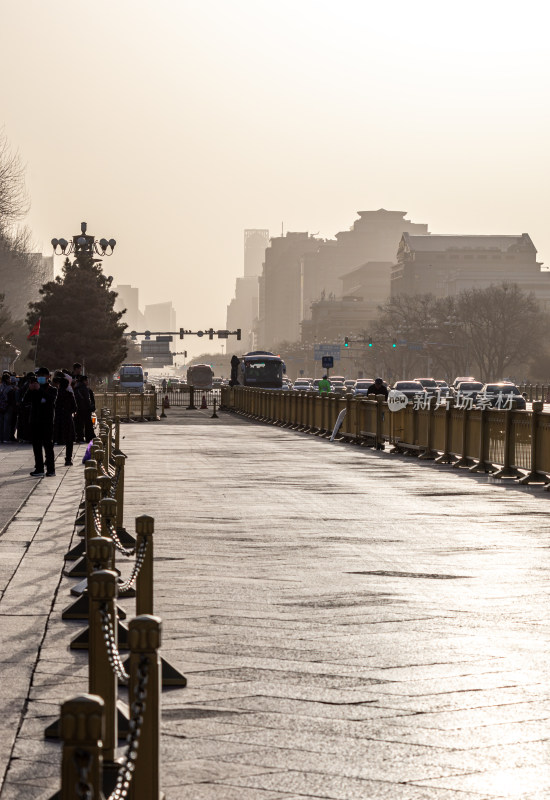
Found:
3,408 -> 550,798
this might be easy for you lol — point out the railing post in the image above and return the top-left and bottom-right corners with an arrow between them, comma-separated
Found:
375,395 -> 385,450
114,454 -> 126,534
453,406 -> 476,469
140,391 -> 145,422
86,486 -> 102,578
60,694 -> 104,800
135,515 -> 154,616
419,396 -> 437,459
469,406 -> 495,473
128,615 -> 162,800
125,392 -> 131,422
435,398 -> 456,464
519,401 -> 548,484
88,569 -> 118,763
493,405 -> 522,479
186,387 -> 196,410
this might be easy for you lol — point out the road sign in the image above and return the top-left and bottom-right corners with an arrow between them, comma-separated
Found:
314,344 -> 341,361
322,356 -> 334,369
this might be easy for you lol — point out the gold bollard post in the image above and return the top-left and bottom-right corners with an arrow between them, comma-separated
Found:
60,694 -> 104,800
135,515 -> 154,616
114,454 -> 126,534
132,515 -> 187,687
128,615 -> 163,800
160,395 -> 167,418
88,570 -> 118,764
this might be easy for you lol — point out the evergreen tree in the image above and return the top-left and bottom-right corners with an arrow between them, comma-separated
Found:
26,252 -> 127,376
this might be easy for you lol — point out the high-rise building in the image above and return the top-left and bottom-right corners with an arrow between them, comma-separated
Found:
260,231 -> 322,348
144,301 -> 176,332
113,284 -> 146,332
226,229 -> 269,351
301,210 -> 429,320
391,233 -> 550,304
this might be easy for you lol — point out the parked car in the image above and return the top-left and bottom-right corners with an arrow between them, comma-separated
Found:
392,380 -> 428,403
414,378 -> 439,396
451,376 -> 476,393
479,383 -> 527,410
293,379 -> 312,392
454,381 -> 484,404
344,380 -> 356,390
330,381 -> 347,395
435,380 -> 450,398
354,379 -> 375,396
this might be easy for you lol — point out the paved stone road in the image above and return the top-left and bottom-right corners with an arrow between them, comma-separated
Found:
2,409 -> 550,799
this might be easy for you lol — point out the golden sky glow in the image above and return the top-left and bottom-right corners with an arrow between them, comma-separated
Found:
1,0 -> 549,356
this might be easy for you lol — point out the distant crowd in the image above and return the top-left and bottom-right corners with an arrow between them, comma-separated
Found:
0,362 -> 96,477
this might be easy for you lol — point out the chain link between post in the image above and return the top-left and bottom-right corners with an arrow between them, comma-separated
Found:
107,656 -> 149,800
99,604 -> 129,682
106,520 -> 136,557
118,538 -> 148,592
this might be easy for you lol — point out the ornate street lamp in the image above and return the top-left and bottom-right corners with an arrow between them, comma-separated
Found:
51,221 -> 116,257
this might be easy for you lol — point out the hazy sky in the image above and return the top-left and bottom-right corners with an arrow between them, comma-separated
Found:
1,0 -> 549,359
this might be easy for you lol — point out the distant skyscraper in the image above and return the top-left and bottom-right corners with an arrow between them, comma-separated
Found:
227,229 -> 269,350
244,229 -> 269,277
0,250 -> 54,321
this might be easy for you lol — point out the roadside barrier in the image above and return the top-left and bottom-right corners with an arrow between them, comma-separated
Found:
47,413 -> 185,799
93,392 -> 158,422
221,387 -> 550,487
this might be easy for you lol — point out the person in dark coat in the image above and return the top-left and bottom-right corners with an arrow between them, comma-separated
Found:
366,377 -> 389,400
74,375 -> 95,443
22,366 -> 58,477
52,371 -> 78,466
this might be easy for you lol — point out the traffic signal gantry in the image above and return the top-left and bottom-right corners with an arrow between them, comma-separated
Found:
343,336 -> 397,348
128,328 -> 242,341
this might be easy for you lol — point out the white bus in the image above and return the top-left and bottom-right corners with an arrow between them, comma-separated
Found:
119,364 -> 144,393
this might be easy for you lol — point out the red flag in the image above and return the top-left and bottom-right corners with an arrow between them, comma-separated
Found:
27,319 -> 41,340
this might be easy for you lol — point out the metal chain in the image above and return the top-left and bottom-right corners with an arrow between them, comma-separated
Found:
106,520 -> 136,557
91,503 -> 101,536
74,747 -> 93,800
99,604 -> 129,682
108,656 -> 149,800
109,466 -> 121,498
118,538 -> 148,593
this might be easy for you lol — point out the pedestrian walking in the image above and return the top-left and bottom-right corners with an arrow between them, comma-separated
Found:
161,378 -> 167,392
22,367 -> 57,477
366,377 -> 389,400
52,371 -> 77,466
318,374 -> 331,394
0,371 -> 16,443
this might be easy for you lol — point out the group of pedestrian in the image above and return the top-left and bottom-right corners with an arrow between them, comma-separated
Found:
0,362 -> 96,478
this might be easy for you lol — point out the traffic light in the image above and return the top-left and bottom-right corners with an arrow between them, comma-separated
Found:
208,328 -> 214,340
392,340 -> 397,348
344,337 -> 349,347
368,338 -> 373,347
184,350 -> 187,358
236,328 -> 242,341
179,328 -> 184,339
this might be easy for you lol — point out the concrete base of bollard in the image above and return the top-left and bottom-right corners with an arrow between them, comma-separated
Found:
64,539 -> 86,561
70,618 -> 129,651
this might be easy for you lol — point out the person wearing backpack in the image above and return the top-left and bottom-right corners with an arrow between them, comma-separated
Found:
0,371 -> 15,443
